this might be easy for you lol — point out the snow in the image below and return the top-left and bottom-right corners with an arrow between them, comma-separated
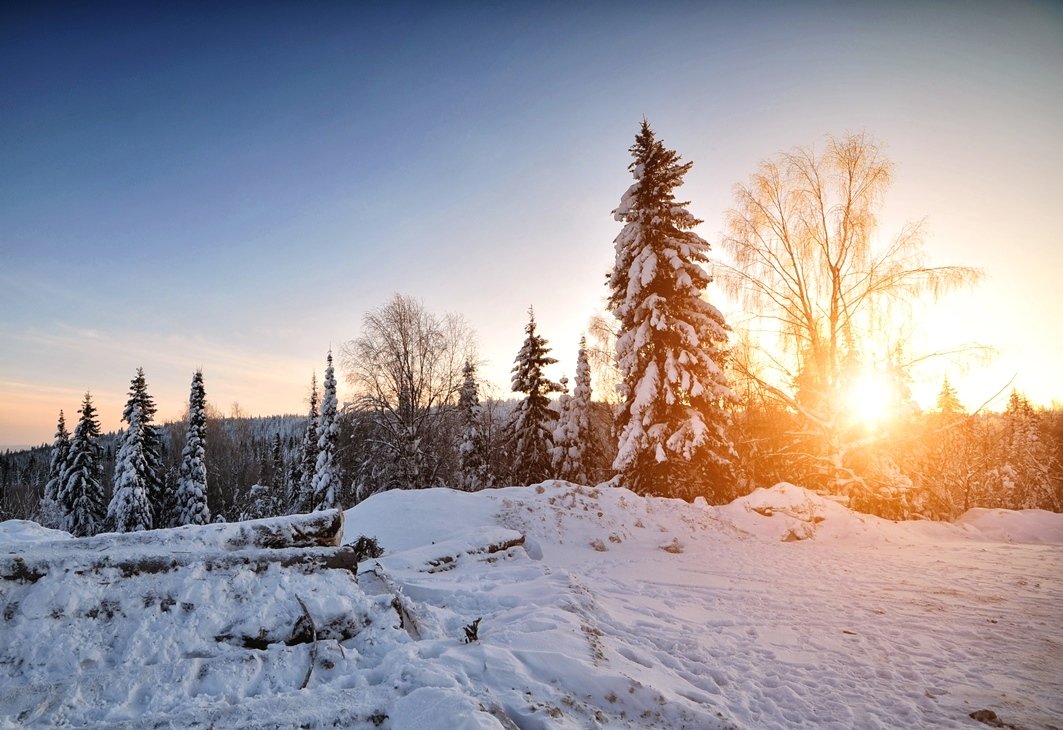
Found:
0,520 -> 71,546
3,482 -> 1061,728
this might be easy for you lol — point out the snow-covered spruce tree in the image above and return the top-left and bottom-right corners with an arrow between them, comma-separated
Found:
38,410 -> 70,529
291,373 -> 319,513
552,338 -> 600,485
270,433 -> 285,491
607,120 -> 737,500
58,393 -> 106,537
122,368 -> 167,527
506,309 -> 562,486
175,370 -> 211,526
240,434 -> 286,520
457,360 -> 490,490
988,389 -> 1056,510
311,352 -> 340,511
106,384 -> 153,533
550,377 -> 574,478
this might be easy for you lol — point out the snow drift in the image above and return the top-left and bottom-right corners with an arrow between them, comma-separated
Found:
2,482 -> 1061,728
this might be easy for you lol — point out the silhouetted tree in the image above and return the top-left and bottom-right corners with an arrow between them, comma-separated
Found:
506,309 -> 561,485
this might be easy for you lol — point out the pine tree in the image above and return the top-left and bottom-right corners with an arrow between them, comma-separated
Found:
935,376 -> 964,416
607,120 -> 737,500
120,367 -> 167,527
311,352 -> 340,511
291,374 -> 320,513
551,377 -> 575,479
457,360 -> 490,490
39,411 -> 70,529
175,370 -> 211,525
988,389 -> 1056,510
552,338 -> 600,485
58,393 -> 106,536
506,309 -> 562,485
270,433 -> 285,490
107,382 -> 153,533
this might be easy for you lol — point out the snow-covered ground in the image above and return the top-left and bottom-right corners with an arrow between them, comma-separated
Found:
2,482 -> 1061,728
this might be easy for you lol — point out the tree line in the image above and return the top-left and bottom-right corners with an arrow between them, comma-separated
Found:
3,121 -> 1061,532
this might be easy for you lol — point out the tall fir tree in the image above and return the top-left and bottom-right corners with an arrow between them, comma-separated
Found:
311,351 -> 340,511
292,373 -> 320,513
270,433 -> 285,490
552,338 -> 600,485
607,120 -> 737,500
457,360 -> 490,490
39,410 -> 70,529
175,370 -> 211,525
58,393 -> 106,536
107,385 -> 153,533
121,368 -> 167,526
506,309 -> 562,485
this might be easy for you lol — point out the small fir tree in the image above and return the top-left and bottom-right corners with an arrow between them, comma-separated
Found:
506,309 -> 562,485
550,377 -> 574,477
457,360 -> 490,490
107,388 -> 153,533
292,374 -> 319,513
58,393 -> 106,536
607,120 -> 737,500
175,370 -> 211,525
552,338 -> 600,484
311,352 -> 340,510
935,376 -> 964,417
39,411 -> 70,529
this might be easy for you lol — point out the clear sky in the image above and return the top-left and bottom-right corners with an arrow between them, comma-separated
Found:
2,1 -> 1061,448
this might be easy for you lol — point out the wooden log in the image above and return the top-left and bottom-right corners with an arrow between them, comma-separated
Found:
0,512 -> 357,586
424,533 -> 525,573
1,510 -> 343,570
1,543 -> 361,584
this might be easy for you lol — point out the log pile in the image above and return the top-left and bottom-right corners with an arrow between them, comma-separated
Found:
1,510 -> 358,584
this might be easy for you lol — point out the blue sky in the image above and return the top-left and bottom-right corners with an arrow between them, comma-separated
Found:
2,1 -> 1062,446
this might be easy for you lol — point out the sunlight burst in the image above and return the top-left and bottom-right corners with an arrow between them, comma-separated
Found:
846,370 -> 893,428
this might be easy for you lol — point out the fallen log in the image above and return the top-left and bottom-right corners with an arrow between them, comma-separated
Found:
32,509 -> 340,553
2,540 -> 359,584
1,510 -> 343,575
424,533 -> 525,573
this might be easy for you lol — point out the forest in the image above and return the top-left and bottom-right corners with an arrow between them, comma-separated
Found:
3,124 -> 1061,531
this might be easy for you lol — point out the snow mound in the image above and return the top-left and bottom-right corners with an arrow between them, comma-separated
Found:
0,519 -> 71,546
714,482 -> 860,542
956,507 -> 1063,544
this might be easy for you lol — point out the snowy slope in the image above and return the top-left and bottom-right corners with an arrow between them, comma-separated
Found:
2,482 -> 1061,729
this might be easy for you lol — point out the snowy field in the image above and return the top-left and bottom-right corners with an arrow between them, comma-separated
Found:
2,482 -> 1061,729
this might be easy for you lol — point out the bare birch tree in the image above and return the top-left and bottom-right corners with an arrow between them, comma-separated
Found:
719,133 -> 981,507
341,294 -> 476,494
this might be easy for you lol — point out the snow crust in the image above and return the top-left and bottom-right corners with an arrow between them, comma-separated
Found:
2,482 -> 1061,728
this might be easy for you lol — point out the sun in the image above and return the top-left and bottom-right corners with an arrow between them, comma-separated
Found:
845,370 -> 894,428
